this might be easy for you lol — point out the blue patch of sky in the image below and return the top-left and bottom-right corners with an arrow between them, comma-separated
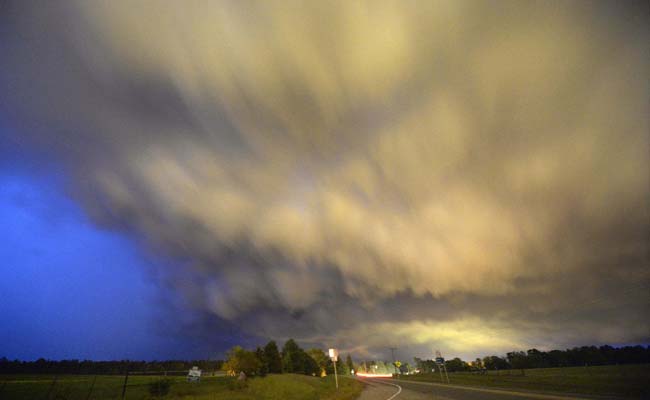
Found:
0,169 -> 244,360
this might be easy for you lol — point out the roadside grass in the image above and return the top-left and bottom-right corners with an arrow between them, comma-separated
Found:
394,364 -> 650,398
0,373 -> 363,400
248,374 -> 362,400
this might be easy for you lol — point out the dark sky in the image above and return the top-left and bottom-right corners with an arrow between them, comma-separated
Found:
0,1 -> 648,362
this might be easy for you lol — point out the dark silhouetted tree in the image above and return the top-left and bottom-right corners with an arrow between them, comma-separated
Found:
445,357 -> 469,372
482,355 -> 509,370
281,339 -> 319,375
264,341 -> 282,373
307,348 -> 328,376
282,339 -> 300,373
346,354 -> 354,374
507,351 -> 529,374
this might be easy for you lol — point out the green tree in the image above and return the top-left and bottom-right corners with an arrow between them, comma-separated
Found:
264,341 -> 282,373
547,350 -> 568,367
332,357 -> 349,375
445,357 -> 469,372
255,347 -> 268,376
281,339 -> 319,375
482,355 -> 509,370
307,348 -> 329,376
357,361 -> 368,373
345,354 -> 354,373
303,353 -> 320,376
420,359 -> 436,373
222,346 -> 262,376
375,361 -> 388,374
282,339 -> 301,373
341,358 -> 351,374
507,351 -> 529,375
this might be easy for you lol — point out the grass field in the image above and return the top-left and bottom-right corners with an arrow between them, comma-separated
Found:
395,364 -> 650,398
0,373 -> 363,400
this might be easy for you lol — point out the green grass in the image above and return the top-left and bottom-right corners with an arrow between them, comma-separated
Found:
395,364 -> 650,398
0,373 -> 363,400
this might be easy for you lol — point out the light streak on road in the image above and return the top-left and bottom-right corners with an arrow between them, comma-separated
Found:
356,372 -> 394,378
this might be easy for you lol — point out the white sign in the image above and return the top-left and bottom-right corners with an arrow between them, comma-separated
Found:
187,366 -> 202,382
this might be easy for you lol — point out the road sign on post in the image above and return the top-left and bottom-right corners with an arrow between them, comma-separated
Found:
328,348 -> 339,389
435,350 -> 450,383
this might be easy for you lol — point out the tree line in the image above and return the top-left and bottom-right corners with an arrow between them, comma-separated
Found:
0,358 -> 222,375
0,339 -> 356,377
3,343 -> 648,375
413,345 -> 650,373
222,339 -> 354,377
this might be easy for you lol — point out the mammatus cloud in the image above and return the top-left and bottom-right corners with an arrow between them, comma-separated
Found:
1,1 -> 648,359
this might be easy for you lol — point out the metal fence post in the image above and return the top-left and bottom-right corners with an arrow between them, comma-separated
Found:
121,371 -> 129,400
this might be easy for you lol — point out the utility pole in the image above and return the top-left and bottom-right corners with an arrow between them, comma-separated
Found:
389,347 -> 397,374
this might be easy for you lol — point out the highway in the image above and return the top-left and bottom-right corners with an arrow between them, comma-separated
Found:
356,377 -> 604,400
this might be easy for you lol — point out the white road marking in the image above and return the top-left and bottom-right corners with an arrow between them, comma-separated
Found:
378,379 -> 402,400
388,379 -> 592,400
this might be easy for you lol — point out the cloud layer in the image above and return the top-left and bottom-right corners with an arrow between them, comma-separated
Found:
1,1 -> 648,359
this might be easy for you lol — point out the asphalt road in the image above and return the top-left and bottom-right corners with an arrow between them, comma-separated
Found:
356,377 -> 602,400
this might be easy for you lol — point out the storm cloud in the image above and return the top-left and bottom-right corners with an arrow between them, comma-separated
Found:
1,0 -> 648,359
